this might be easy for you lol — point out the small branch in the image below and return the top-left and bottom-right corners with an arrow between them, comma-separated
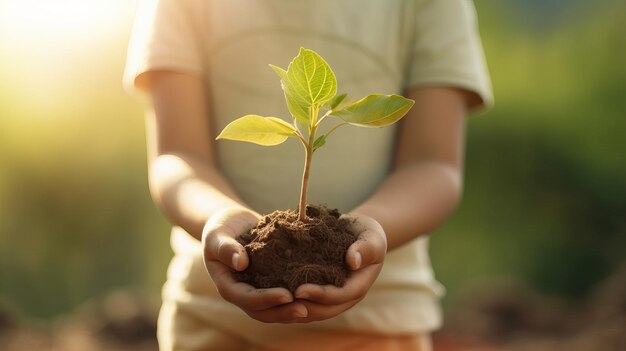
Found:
323,122 -> 348,140
315,110 -> 333,128
294,129 -> 308,147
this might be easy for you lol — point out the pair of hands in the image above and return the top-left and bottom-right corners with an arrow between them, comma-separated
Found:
201,207 -> 387,324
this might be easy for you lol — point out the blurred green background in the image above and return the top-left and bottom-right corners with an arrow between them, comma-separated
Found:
0,0 -> 624,322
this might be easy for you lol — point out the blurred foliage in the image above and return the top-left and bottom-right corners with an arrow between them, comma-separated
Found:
0,0 -> 624,319
431,0 -> 626,304
0,5 -> 171,318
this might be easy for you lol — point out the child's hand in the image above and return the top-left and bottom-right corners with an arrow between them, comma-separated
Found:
292,213 -> 387,322
202,207 -> 309,323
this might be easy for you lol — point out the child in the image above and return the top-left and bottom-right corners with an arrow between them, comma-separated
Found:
124,0 -> 493,350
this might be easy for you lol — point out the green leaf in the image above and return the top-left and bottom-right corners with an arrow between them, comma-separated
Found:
269,64 -> 287,80
283,80 -> 311,123
278,48 -> 338,123
287,48 -> 337,106
270,49 -> 338,123
313,135 -> 326,151
332,94 -> 414,127
269,64 -> 310,123
324,93 -> 348,111
216,115 -> 296,146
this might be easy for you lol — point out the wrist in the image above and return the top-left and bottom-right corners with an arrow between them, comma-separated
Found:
350,203 -> 387,225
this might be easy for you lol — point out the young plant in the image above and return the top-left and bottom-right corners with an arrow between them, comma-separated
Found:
217,48 -> 414,222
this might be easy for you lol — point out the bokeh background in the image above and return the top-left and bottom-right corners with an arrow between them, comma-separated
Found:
1,0 -> 624,350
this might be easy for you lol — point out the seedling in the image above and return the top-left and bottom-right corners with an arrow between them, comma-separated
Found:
217,48 -> 414,222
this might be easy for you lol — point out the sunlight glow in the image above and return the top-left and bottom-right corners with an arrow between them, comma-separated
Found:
0,0 -> 133,50
0,0 -> 137,116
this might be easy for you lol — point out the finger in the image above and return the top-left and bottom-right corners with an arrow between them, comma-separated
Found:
246,302 -> 309,323
205,260 -> 293,311
204,228 -> 249,271
201,207 -> 260,270
289,298 -> 360,323
294,262 -> 382,305
346,229 -> 386,271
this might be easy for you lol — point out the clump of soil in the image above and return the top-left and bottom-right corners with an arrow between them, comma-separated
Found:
235,205 -> 359,293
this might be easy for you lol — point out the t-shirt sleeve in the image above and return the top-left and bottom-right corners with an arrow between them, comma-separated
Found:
407,0 -> 494,110
123,0 -> 204,93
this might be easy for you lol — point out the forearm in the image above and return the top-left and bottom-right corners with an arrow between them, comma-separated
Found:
352,87 -> 470,250
148,151 -> 249,240
142,71 -> 252,240
353,161 -> 462,250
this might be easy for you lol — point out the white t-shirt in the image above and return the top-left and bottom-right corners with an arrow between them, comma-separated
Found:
125,0 -> 493,344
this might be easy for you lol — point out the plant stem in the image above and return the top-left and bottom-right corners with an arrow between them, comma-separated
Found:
298,144 -> 313,222
297,105 -> 319,222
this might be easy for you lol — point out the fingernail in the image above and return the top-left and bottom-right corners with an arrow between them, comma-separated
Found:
293,305 -> 308,318
354,252 -> 362,270
232,253 -> 240,270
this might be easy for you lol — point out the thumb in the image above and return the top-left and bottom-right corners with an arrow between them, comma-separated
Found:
346,228 -> 387,271
204,229 -> 249,271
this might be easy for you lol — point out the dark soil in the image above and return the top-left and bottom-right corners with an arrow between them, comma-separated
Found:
234,205 -> 359,293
